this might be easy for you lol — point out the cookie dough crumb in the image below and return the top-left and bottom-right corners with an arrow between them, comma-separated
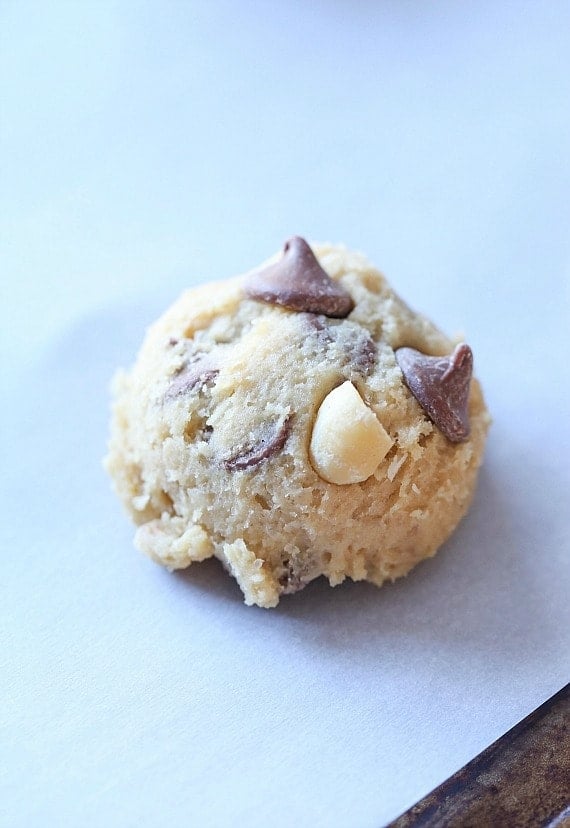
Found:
222,539 -> 280,608
135,516 -> 214,569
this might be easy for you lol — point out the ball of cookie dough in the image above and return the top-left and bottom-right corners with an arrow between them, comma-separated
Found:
105,236 -> 490,608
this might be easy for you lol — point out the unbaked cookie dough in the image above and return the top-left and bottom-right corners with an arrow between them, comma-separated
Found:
105,236 -> 490,607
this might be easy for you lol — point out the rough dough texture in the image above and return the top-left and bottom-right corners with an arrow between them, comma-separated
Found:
105,241 -> 490,608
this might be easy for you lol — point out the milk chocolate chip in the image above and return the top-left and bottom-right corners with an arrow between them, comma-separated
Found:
396,344 -> 473,442
165,359 -> 219,399
350,333 -> 377,376
245,236 -> 354,318
223,416 -> 293,471
303,314 -> 376,375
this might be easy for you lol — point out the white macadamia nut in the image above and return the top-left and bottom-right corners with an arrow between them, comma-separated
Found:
309,381 -> 393,484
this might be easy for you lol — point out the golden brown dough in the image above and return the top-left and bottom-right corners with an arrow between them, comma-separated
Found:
105,239 -> 490,607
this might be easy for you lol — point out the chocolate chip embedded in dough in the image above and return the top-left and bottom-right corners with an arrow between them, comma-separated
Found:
351,333 -> 377,376
278,565 -> 307,594
395,344 -> 473,443
223,416 -> 293,471
302,312 -> 332,337
165,360 -> 219,399
302,314 -> 376,375
245,236 -> 354,318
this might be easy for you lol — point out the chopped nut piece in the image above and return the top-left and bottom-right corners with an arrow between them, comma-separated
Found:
309,381 -> 393,485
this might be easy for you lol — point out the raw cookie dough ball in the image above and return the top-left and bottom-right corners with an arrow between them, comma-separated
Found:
105,236 -> 490,608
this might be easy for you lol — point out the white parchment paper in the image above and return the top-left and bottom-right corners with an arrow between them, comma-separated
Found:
2,2 -> 569,826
